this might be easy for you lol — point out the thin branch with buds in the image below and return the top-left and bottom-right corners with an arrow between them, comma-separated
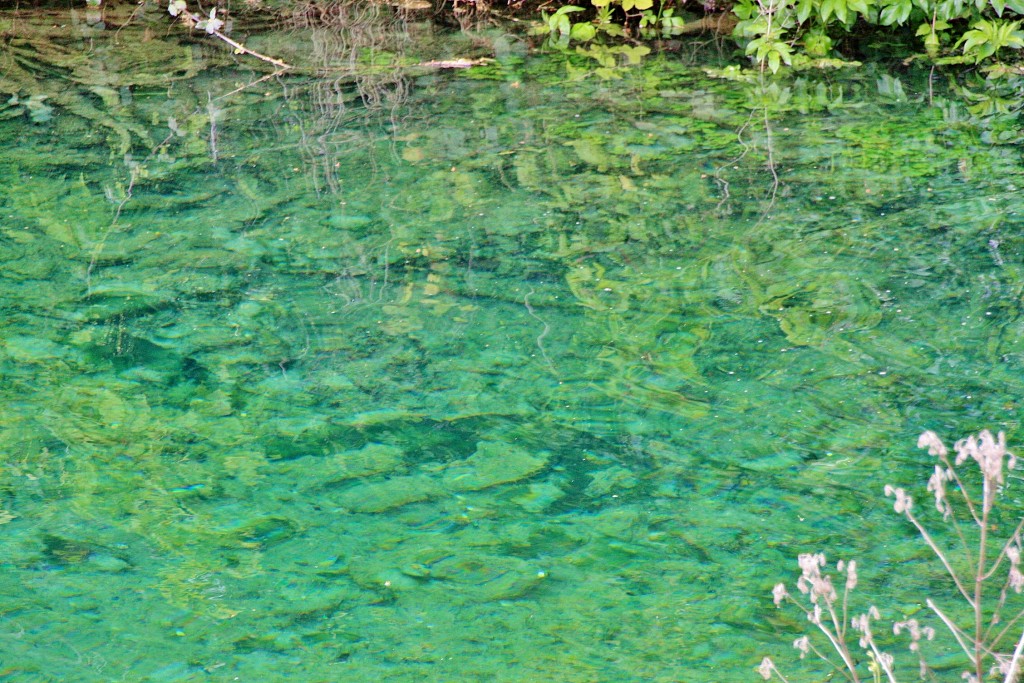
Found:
167,1 -> 293,69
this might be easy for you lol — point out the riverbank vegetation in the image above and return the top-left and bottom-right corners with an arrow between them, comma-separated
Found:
22,0 -> 1023,74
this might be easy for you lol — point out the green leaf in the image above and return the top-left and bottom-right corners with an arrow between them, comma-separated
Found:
634,0 -> 656,8
879,0 -> 912,24
796,0 -> 815,23
820,0 -> 849,23
991,0 -> 1006,15
733,0 -> 761,20
847,0 -> 872,15
570,22 -> 598,40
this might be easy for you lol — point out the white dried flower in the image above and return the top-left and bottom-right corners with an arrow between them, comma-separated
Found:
895,618 -> 934,653
1010,566 -> 1024,593
845,560 -> 858,592
772,582 -> 788,606
884,485 -> 913,514
927,465 -> 952,518
757,657 -> 774,680
793,635 -> 811,658
918,430 -> 948,457
852,614 -> 871,648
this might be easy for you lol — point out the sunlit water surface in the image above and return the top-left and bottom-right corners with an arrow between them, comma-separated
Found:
3,12 -> 1024,682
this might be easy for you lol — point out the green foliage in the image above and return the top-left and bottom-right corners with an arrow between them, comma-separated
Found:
733,0 -> 1024,71
533,5 -> 584,37
529,0 -> 687,69
957,18 -> 1024,62
526,0 -> 1024,71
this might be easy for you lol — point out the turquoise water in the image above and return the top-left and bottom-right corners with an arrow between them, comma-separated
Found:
3,14 -> 1024,681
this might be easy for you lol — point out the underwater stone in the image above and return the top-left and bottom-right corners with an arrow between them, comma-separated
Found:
442,441 -> 548,492
86,553 -> 130,572
323,213 -> 373,230
584,465 -> 639,497
428,554 -> 547,603
292,443 -> 404,489
335,474 -> 441,513
3,335 -> 83,365
511,481 -> 567,512
332,443 -> 404,480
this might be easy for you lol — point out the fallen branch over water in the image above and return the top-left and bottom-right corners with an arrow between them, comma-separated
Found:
169,1 -> 293,70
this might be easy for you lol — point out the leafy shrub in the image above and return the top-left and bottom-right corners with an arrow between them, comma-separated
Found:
733,0 -> 1024,69
526,0 -> 1024,71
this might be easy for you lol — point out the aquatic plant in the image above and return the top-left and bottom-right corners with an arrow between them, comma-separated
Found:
762,430 -> 1024,683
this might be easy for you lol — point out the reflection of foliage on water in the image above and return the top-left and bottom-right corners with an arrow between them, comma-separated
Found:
279,0 -> 416,192
0,7 -> 205,155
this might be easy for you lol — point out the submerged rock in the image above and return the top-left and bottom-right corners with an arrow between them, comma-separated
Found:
442,441 -> 548,492
335,474 -> 442,513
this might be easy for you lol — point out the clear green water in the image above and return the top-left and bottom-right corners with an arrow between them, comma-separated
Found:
3,15 -> 1024,682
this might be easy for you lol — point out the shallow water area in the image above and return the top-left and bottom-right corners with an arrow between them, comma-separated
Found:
2,6 -> 1024,681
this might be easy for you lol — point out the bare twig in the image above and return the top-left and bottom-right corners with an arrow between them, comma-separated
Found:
169,3 -> 293,69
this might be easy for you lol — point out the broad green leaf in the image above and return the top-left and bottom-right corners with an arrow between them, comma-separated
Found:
570,22 -> 598,40
835,0 -> 849,23
820,0 -> 849,23
796,0 -> 815,23
879,0 -> 912,24
734,0 -> 760,20
847,0 -> 872,15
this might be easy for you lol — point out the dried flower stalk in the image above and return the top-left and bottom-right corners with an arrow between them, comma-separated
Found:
762,430 -> 1024,683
